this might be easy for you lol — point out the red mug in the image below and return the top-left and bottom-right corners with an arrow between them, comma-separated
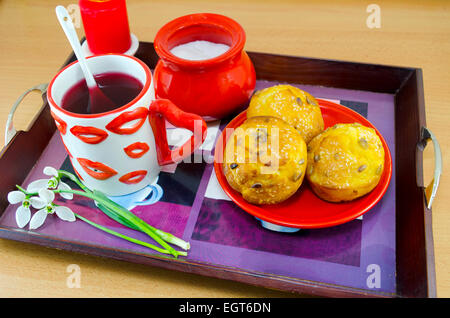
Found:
153,13 -> 256,121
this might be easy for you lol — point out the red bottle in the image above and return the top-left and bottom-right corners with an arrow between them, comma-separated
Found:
153,13 -> 256,120
79,0 -> 131,54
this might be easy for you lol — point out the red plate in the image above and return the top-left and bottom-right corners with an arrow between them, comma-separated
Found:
213,99 -> 393,229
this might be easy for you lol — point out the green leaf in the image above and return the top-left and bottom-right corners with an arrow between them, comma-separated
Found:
74,212 -> 185,256
91,189 -> 180,257
96,202 -> 140,231
93,190 -> 138,218
91,189 -> 189,256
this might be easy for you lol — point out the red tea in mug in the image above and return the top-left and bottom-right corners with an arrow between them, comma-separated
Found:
61,72 -> 143,114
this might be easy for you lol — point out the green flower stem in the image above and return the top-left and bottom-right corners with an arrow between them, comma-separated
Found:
16,185 -> 29,195
55,188 -> 181,258
57,170 -> 91,193
154,229 -> 190,251
16,184 -> 188,258
96,199 -> 190,251
54,171 -> 190,250
73,212 -> 186,257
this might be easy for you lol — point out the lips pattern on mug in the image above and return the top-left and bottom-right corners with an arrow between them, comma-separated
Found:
70,126 -> 109,144
119,170 -> 148,184
105,107 -> 148,135
123,142 -> 150,158
76,158 -> 118,180
64,107 -> 153,186
51,111 -> 67,135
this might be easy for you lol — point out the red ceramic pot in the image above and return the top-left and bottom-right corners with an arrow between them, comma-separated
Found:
153,13 -> 256,120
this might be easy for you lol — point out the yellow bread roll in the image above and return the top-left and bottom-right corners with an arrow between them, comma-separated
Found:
306,123 -> 385,202
223,116 -> 307,205
247,85 -> 324,143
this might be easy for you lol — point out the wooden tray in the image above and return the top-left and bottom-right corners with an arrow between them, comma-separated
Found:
0,41 -> 438,298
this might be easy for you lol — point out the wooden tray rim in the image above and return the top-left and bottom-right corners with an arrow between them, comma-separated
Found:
0,41 -> 436,298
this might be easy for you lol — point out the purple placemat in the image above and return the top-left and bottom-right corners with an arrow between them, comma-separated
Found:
0,80 -> 396,294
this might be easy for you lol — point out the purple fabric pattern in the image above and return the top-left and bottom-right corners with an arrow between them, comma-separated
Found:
192,198 -> 362,266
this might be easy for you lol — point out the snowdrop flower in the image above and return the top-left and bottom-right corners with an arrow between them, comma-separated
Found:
29,188 -> 76,230
27,166 -> 73,200
8,191 -> 30,228
7,190 -> 46,228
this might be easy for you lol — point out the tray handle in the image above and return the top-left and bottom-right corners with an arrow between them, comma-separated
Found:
4,83 -> 48,146
417,127 -> 442,210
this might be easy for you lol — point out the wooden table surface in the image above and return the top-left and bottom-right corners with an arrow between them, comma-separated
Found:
0,0 -> 448,297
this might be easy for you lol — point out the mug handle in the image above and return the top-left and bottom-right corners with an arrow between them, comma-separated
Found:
148,99 -> 207,166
